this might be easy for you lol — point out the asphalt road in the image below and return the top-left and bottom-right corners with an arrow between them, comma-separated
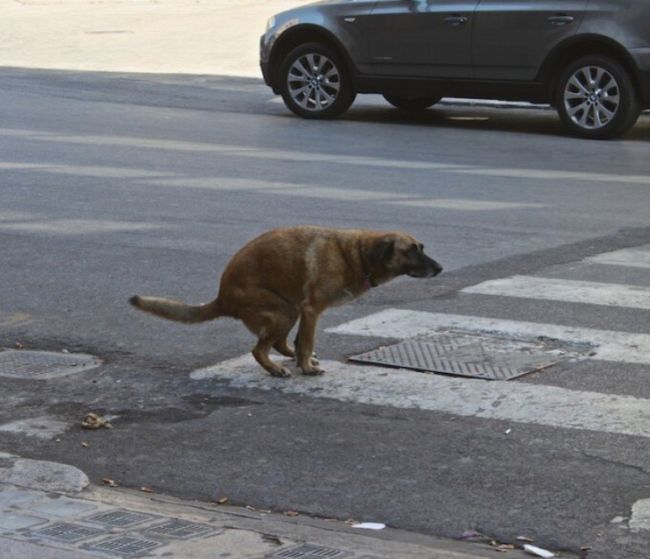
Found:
1,67 -> 650,558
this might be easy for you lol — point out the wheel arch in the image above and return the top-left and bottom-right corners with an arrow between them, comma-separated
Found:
268,25 -> 355,91
538,35 -> 643,101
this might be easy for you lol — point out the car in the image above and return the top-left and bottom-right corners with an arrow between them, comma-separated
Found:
260,0 -> 650,139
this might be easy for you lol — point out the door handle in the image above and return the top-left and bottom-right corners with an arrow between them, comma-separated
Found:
444,15 -> 468,27
548,14 -> 575,26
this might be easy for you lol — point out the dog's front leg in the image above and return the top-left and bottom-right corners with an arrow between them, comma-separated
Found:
296,305 -> 324,375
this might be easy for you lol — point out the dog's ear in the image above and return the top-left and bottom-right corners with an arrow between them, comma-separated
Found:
367,238 -> 395,265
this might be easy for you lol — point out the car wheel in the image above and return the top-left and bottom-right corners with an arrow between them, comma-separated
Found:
383,95 -> 442,111
279,42 -> 355,119
555,55 -> 640,139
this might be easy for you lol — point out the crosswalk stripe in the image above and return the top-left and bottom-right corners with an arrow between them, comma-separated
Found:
0,219 -> 161,235
138,177 -> 306,191
190,354 -> 650,438
265,186 -> 409,201
3,129 -> 647,186
386,198 -> 546,211
462,275 -> 650,310
586,247 -> 650,269
0,130 -> 465,171
1,158 -> 552,210
325,309 -> 650,365
454,167 -> 650,185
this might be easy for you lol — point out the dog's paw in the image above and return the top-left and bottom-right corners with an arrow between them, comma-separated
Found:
301,366 -> 325,376
269,366 -> 292,378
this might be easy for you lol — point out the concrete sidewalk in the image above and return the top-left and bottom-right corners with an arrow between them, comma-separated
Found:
0,0 -> 303,77
0,454 -> 535,559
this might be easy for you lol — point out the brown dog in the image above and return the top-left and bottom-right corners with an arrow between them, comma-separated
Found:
130,226 -> 442,377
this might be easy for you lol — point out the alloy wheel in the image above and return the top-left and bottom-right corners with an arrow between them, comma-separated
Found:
287,53 -> 341,112
563,65 -> 620,130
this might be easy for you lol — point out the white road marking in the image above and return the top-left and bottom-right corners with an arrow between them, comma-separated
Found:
388,198 -> 546,211
266,186 -> 410,201
629,499 -> 650,532
630,499 -> 650,531
44,165 -> 172,179
0,130 -> 466,171
463,275 -> 650,310
3,128 -> 649,186
139,177 -> 305,191
0,130 -> 248,154
239,149 -> 465,171
142,178 -> 414,202
1,154 -> 552,209
325,309 -> 650,365
0,219 -> 161,235
586,247 -> 650,269
191,354 -> 650,438
0,162 -> 49,170
455,167 -> 650,185
0,161 -> 171,178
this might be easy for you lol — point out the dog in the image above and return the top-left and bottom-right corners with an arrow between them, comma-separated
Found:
130,226 -> 442,377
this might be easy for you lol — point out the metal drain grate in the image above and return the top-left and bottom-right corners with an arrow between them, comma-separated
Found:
83,509 -> 156,528
30,522 -> 105,543
143,518 -> 215,540
83,535 -> 162,557
0,350 -> 102,379
349,332 -> 578,380
271,544 -> 350,558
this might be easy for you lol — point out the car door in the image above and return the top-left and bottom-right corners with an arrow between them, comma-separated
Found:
472,0 -> 587,80
366,0 -> 479,78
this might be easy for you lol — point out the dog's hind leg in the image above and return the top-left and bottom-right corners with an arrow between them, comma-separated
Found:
273,336 -> 295,358
253,337 -> 291,378
242,309 -> 296,378
272,316 -> 298,358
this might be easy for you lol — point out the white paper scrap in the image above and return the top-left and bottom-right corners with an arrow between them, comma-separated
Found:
524,544 -> 555,558
351,522 -> 386,530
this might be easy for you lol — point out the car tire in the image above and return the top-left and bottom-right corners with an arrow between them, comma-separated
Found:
555,55 -> 640,139
383,95 -> 442,111
279,42 -> 356,119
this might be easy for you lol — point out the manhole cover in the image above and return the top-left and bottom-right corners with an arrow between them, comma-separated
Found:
83,535 -> 162,557
0,350 -> 101,379
349,332 -> 582,380
83,509 -> 157,528
29,522 -> 105,543
143,519 -> 215,540
271,544 -> 350,558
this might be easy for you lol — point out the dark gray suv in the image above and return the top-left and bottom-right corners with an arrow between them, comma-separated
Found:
260,0 -> 650,139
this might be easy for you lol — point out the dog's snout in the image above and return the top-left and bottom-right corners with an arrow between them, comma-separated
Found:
422,254 -> 443,277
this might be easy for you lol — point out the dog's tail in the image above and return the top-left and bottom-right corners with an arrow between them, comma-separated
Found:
129,295 -> 221,324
